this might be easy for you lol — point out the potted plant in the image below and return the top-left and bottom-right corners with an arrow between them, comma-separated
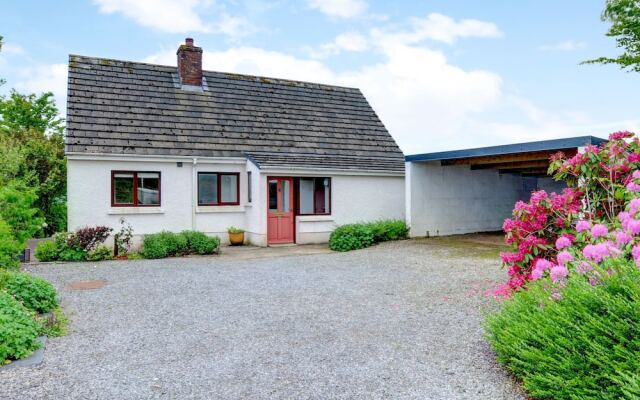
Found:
227,226 -> 245,246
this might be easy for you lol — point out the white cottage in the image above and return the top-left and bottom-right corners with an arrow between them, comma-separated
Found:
65,38 -> 405,246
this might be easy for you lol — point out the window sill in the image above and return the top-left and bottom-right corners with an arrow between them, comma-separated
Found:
297,215 -> 334,222
108,207 -> 164,215
196,205 -> 245,213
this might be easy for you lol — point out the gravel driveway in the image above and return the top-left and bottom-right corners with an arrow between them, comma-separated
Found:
1,238 -> 525,400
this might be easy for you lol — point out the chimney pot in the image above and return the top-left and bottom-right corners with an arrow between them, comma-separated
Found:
177,38 -> 202,86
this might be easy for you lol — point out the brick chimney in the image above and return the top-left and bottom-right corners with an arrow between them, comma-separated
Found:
177,38 -> 203,86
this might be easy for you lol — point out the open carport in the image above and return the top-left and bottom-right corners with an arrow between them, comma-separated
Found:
405,136 -> 606,238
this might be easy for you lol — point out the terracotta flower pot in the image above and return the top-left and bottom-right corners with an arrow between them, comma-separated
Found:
229,232 -> 245,246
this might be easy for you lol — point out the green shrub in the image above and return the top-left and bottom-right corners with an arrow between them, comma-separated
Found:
86,245 -> 112,261
143,231 -> 219,258
367,219 -> 409,242
141,233 -> 170,259
227,226 -> 244,234
181,230 -> 220,255
34,239 -> 58,262
4,272 -> 59,313
485,259 -> 640,400
329,219 -> 408,252
0,218 -> 22,270
0,291 -> 41,364
329,224 -> 374,252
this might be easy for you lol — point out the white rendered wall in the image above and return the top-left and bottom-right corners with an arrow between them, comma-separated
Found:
68,158 -> 404,247
67,158 -> 249,246
295,174 -> 405,244
407,161 -> 523,237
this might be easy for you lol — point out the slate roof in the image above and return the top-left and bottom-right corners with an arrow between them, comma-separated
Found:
66,55 -> 405,173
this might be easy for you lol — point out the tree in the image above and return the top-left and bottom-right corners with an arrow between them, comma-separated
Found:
583,0 -> 640,72
0,91 -> 65,136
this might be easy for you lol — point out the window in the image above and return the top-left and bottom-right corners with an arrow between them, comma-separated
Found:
111,171 -> 160,207
247,171 -> 252,203
297,177 -> 330,215
198,172 -> 239,205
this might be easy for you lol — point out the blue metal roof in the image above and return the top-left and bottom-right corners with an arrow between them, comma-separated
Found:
405,135 -> 607,162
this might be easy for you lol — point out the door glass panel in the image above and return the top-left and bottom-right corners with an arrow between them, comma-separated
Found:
268,180 -> 278,211
299,178 -> 314,214
282,179 -> 290,212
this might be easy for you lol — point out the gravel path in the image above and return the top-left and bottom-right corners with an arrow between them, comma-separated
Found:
1,239 -> 525,400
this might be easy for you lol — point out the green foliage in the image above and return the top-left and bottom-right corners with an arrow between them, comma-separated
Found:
126,252 -> 144,260
367,219 -> 409,242
0,130 -> 67,235
329,219 -> 409,252
3,272 -> 59,313
34,233 -> 85,262
0,291 -> 41,364
227,226 -> 245,234
583,0 -> 640,72
0,181 -> 43,244
115,217 -> 133,256
34,239 -> 58,262
0,90 -> 64,135
142,231 -> 220,258
181,230 -> 220,255
329,224 -> 375,252
0,218 -> 21,270
36,307 -> 68,338
86,245 -> 112,262
485,259 -> 640,400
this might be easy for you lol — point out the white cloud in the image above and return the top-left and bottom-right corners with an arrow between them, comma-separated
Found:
305,32 -> 370,58
307,0 -> 367,18
94,0 -> 210,33
538,40 -> 587,52
1,43 -> 25,55
13,64 -> 68,111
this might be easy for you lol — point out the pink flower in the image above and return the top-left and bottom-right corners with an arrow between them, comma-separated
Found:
632,245 -> 640,268
507,265 -> 520,276
576,261 -> 593,274
583,243 -> 612,263
550,264 -> 569,283
590,224 -> 609,238
556,251 -> 574,266
626,182 -> 640,192
629,220 -> 640,235
615,230 -> 632,247
619,211 -> 631,224
576,220 -> 591,232
534,259 -> 553,271
530,268 -> 544,280
555,235 -> 572,250
630,198 -> 640,214
633,170 -> 640,180
609,130 -> 634,141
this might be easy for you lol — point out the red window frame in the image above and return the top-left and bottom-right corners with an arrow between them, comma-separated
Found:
197,172 -> 240,206
111,171 -> 161,207
295,177 -> 331,216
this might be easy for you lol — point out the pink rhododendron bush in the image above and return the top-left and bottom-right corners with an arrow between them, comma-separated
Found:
497,130 -> 640,295
486,131 -> 640,400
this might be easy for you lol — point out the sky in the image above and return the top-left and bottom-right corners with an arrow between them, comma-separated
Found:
1,0 -> 639,155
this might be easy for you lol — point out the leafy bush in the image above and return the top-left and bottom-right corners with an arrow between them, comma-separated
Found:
67,226 -> 112,252
329,219 -> 408,252
142,231 -> 220,258
86,245 -> 112,261
486,258 -> 640,400
0,291 -> 41,364
0,218 -> 22,270
329,224 -> 374,252
181,230 -> 220,255
114,217 -> 133,256
34,239 -> 58,262
367,219 -> 409,242
3,272 -> 59,313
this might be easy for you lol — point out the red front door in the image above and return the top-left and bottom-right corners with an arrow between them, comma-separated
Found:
267,177 -> 295,245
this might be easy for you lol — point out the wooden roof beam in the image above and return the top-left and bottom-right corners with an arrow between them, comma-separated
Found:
441,148 -> 577,166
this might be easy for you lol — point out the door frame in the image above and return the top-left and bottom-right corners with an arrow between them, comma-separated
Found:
266,176 -> 296,245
